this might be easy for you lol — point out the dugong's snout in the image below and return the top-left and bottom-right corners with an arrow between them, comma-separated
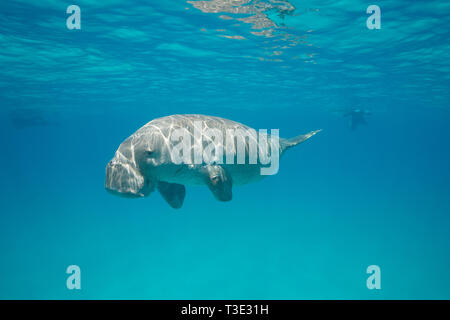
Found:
105,159 -> 154,198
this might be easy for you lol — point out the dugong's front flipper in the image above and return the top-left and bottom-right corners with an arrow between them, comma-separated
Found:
157,181 -> 186,209
202,165 -> 232,202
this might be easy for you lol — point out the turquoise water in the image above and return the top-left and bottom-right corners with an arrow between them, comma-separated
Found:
1,0 -> 450,299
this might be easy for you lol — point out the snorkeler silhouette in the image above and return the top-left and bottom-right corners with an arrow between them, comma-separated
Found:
344,108 -> 371,130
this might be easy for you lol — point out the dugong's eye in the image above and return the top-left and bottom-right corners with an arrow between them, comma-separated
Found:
211,175 -> 219,185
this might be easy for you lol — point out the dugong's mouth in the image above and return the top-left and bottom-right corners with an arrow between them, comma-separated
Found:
105,186 -> 146,198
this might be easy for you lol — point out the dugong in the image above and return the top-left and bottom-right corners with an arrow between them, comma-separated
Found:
105,114 -> 320,209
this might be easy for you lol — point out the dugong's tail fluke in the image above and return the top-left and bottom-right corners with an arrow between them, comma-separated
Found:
280,129 -> 322,152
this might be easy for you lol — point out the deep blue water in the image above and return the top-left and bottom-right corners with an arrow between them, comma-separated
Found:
1,0 -> 449,299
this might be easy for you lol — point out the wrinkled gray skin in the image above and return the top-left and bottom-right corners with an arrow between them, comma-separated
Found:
105,114 -> 320,209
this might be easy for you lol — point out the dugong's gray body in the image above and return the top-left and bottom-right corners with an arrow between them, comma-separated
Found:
105,114 -> 320,208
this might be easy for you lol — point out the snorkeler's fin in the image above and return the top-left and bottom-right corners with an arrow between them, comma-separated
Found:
157,181 -> 186,209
